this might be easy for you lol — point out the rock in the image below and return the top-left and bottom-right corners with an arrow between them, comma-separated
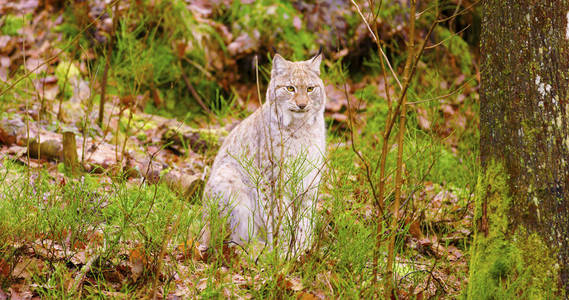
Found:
161,126 -> 227,155
162,170 -> 204,202
0,118 -> 25,145
27,138 -> 62,161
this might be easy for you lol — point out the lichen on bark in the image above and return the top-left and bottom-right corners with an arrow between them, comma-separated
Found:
471,0 -> 569,297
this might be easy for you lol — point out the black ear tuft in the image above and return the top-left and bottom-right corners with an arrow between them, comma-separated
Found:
308,47 -> 323,75
312,46 -> 323,63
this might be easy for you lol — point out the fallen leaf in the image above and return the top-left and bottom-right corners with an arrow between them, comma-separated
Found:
12,257 -> 45,280
8,285 -> 33,300
293,16 -> 302,30
177,239 -> 203,261
407,216 -> 423,239
188,0 -> 212,17
287,277 -> 303,291
227,30 -> 260,56
416,107 -> 431,130
25,58 -> 46,74
128,246 -> 147,282
0,259 -> 10,278
297,292 -> 318,300
446,245 -> 463,261
232,274 -> 248,288
197,278 -> 208,291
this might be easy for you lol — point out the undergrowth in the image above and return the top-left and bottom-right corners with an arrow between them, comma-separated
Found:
0,0 -> 479,297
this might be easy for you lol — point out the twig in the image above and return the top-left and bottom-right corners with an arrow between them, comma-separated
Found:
424,24 -> 471,50
182,56 -> 214,80
406,79 -> 473,104
71,254 -> 100,295
385,1 -> 416,297
343,81 -> 381,211
350,0 -> 402,90
0,0 -> 119,97
179,61 -> 213,115
57,46 -> 78,121
98,1 -> 119,128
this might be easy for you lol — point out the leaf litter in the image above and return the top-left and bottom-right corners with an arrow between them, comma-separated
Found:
0,0 -> 478,298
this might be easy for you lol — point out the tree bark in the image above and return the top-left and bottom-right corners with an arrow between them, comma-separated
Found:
62,131 -> 80,176
469,0 -> 569,297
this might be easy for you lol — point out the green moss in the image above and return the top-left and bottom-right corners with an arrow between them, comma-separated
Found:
54,61 -> 81,97
435,26 -> 473,76
467,161 -> 561,299
224,0 -> 318,59
1,14 -> 31,36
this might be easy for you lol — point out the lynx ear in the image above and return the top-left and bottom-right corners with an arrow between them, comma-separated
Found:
272,54 -> 289,76
308,51 -> 322,75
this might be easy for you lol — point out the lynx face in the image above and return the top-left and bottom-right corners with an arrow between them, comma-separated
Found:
268,54 -> 326,126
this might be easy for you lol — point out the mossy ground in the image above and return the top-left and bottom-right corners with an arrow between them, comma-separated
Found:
467,161 -> 561,299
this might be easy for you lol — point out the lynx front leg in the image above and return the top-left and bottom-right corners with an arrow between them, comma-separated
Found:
202,168 -> 261,248
292,201 -> 316,255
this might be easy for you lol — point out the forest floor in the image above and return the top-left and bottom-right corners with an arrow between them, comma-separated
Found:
0,0 -> 479,298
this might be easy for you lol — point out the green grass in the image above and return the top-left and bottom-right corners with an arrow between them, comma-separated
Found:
0,0 -> 479,297
0,159 -> 202,297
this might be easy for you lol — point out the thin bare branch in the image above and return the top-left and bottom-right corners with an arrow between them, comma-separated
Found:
406,79 -> 473,105
179,61 -> 213,115
350,0 -> 403,90
425,24 -> 471,50
0,0 -> 120,97
385,0 -> 416,296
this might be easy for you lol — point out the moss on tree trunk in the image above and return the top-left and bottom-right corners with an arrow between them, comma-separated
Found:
469,0 -> 569,298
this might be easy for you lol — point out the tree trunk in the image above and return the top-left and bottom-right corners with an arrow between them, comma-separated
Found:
469,1 -> 569,298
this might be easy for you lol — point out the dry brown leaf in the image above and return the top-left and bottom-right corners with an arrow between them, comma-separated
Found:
446,245 -> 463,262
441,104 -> 454,116
407,216 -> 423,239
293,16 -> 302,30
232,274 -> 248,288
177,239 -> 203,261
0,36 -> 12,52
287,277 -> 303,291
197,278 -> 209,291
416,107 -> 431,130
297,292 -> 318,300
227,31 -> 260,57
0,259 -> 10,278
12,257 -> 45,280
24,58 -> 46,74
8,285 -> 33,300
128,246 -> 148,282
188,0 -> 213,17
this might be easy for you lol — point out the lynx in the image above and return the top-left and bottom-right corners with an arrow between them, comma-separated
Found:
201,53 -> 326,257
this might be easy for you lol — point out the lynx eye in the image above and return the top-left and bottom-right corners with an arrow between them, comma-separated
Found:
286,86 -> 296,92
307,86 -> 315,92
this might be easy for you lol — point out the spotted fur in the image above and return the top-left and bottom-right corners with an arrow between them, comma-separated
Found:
201,53 -> 326,256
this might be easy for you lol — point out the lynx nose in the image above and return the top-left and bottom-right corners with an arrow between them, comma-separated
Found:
297,103 -> 307,109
